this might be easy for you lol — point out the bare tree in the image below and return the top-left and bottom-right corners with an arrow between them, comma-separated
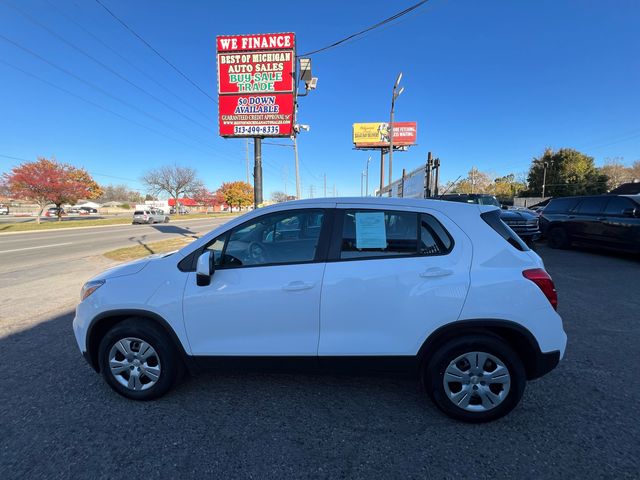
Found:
270,191 -> 289,203
141,166 -> 203,214
600,157 -> 631,190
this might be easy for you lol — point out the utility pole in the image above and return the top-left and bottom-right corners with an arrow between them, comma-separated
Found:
433,158 -> 441,196
542,161 -> 552,198
283,165 -> 288,197
323,174 -> 327,197
389,72 -> 404,185
365,156 -> 371,197
245,138 -> 250,184
293,136 -> 301,199
308,185 -> 314,198
253,138 -> 262,208
360,171 -> 364,196
333,184 -> 336,197
470,166 -> 477,194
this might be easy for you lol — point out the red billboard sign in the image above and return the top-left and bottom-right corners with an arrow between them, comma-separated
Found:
217,33 -> 296,138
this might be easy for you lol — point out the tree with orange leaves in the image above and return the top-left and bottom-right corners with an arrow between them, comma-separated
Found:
3,157 -> 102,222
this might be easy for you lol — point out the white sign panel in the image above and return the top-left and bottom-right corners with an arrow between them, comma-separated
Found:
355,212 -> 387,249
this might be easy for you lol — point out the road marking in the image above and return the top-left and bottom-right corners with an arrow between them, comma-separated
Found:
0,242 -> 73,254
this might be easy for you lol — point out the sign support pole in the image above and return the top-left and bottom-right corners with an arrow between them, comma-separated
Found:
254,138 -> 263,208
379,149 -> 385,197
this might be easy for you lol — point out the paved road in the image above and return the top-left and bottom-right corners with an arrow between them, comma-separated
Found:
0,244 -> 638,478
0,217 -> 229,274
0,217 -> 233,331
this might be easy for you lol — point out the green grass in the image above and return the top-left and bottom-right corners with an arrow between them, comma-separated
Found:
0,212 -> 235,233
103,237 -> 196,261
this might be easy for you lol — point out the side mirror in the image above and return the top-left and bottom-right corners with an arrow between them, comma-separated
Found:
196,251 -> 213,286
622,207 -> 637,217
501,205 -> 509,210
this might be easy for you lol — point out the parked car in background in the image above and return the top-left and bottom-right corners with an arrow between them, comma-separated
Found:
74,197 -> 566,422
170,207 -> 190,214
0,204 -> 9,215
45,207 -> 65,217
132,209 -> 169,224
79,206 -> 98,214
540,194 -> 640,253
439,194 -> 540,246
151,209 -> 170,223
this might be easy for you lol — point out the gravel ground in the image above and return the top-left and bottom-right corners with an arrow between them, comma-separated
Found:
0,244 -> 638,479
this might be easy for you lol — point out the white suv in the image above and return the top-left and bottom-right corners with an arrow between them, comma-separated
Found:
74,198 -> 566,422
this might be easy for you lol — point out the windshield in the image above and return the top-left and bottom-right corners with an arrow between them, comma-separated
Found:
478,196 -> 500,207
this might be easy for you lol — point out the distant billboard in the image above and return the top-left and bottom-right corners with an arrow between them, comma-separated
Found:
217,33 -> 296,137
353,122 -> 417,148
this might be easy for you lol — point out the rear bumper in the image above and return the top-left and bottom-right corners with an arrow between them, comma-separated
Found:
529,350 -> 561,380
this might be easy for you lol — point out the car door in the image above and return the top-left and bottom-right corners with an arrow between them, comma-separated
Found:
571,197 -> 609,243
182,207 -> 332,356
601,196 -> 640,250
319,205 -> 472,357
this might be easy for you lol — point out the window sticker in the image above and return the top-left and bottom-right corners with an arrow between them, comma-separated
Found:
355,212 -> 387,249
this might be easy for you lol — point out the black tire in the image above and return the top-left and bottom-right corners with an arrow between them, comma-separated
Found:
424,334 -> 526,423
547,226 -> 571,249
98,318 -> 182,400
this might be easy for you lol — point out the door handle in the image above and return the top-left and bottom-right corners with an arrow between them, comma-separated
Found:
282,281 -> 315,291
596,217 -> 606,221
419,267 -> 453,278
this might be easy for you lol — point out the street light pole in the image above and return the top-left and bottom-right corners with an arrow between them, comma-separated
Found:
389,72 -> 404,187
293,135 -> 301,199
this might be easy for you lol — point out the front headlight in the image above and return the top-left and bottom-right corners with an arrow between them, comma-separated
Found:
81,279 -> 105,301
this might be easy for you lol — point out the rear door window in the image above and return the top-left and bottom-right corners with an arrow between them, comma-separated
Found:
576,197 -> 608,215
340,210 -> 453,259
604,197 -> 636,216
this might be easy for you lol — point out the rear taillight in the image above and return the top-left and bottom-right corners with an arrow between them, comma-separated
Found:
523,268 -> 557,310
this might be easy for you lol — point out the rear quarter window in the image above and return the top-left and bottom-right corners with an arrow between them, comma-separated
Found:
481,210 -> 529,251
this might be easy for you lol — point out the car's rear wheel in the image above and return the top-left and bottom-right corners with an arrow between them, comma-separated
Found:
98,319 -> 181,400
547,226 -> 571,249
424,334 -> 526,422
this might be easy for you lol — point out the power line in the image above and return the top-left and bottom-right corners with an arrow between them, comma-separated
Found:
0,59 -> 225,159
301,0 -> 429,56
0,153 -> 143,186
44,0 -> 212,122
0,33 -> 222,155
2,0 -> 216,134
94,0 -> 216,103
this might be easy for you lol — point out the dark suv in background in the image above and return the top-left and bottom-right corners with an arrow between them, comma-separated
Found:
439,194 -> 540,246
540,195 -> 640,253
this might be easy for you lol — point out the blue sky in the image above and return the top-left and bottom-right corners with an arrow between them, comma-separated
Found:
1,0 -> 638,198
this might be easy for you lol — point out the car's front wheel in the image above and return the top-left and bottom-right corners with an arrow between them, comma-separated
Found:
424,334 -> 526,422
98,319 -> 181,400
